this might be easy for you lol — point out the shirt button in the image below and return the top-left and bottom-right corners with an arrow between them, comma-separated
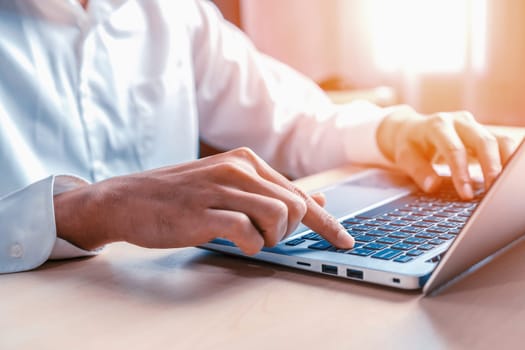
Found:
10,243 -> 23,258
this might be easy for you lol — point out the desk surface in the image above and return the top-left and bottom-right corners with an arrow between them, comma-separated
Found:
2,126 -> 525,350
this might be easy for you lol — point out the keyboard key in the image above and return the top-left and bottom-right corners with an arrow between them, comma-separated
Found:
308,240 -> 332,250
443,208 -> 463,213
348,248 -> 375,257
425,226 -> 449,234
378,225 -> 398,232
376,214 -> 396,221
327,247 -> 350,253
448,228 -> 461,235
302,232 -> 323,241
401,215 -> 421,221
406,249 -> 424,257
400,226 -> 422,234
410,211 -> 429,217
343,218 -> 362,225
415,232 -> 438,239
367,229 -> 389,237
422,216 -> 445,223
355,235 -> 377,243
391,242 -> 416,251
388,232 -> 411,239
394,255 -> 413,263
371,249 -> 403,260
433,212 -> 455,218
338,242 -> 365,251
404,237 -> 427,245
397,207 -> 412,213
347,228 -> 369,236
418,244 -> 435,251
363,242 -> 388,250
390,220 -> 412,227
285,238 -> 305,246
439,234 -> 455,240
351,225 -> 372,232
448,217 -> 468,223
437,222 -> 459,228
377,236 -> 400,245
412,221 -> 433,228
362,220 -> 382,227
452,203 -> 476,209
428,238 -> 446,246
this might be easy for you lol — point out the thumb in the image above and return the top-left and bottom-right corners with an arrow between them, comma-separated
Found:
396,146 -> 441,193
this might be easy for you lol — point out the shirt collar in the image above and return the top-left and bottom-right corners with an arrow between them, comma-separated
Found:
39,0 -> 131,25
86,0 -> 130,22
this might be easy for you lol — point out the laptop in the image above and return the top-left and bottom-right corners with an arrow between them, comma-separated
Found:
200,139 -> 525,295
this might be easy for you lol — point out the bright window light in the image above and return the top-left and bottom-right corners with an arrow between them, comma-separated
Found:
369,0 -> 487,73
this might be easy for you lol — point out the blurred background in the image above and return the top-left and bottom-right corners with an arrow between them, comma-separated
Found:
213,0 -> 525,126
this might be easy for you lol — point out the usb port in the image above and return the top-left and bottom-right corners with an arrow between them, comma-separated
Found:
346,269 -> 364,280
321,264 -> 338,275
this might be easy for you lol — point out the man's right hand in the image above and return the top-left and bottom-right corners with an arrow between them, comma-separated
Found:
53,147 -> 353,255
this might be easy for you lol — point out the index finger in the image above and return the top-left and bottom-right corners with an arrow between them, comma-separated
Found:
233,148 -> 354,248
454,120 -> 502,189
426,116 -> 473,199
300,194 -> 355,248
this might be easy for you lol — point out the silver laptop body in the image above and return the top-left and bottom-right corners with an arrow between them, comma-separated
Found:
201,140 -> 525,295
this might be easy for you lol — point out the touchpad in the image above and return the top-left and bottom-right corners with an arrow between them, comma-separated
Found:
291,170 -> 414,235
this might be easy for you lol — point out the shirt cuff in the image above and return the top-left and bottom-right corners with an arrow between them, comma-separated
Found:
49,175 -> 105,260
0,176 -> 57,273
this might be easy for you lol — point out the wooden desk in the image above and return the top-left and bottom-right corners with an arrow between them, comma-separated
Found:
2,127 -> 525,350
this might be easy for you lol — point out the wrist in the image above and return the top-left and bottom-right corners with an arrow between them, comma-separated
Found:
54,183 -> 112,250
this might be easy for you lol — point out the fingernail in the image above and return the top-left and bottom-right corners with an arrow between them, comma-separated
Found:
423,176 -> 435,192
462,183 -> 474,199
338,228 -> 354,248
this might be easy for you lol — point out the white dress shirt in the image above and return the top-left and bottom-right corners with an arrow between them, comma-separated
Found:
0,0 -> 390,273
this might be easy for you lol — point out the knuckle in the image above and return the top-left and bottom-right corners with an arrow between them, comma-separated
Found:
291,199 -> 307,219
497,134 -> 515,145
444,143 -> 466,155
458,110 -> 476,122
428,114 -> 448,126
232,147 -> 258,162
270,200 -> 289,222
427,115 -> 448,132
219,161 -> 241,173
394,144 -> 414,163
231,214 -> 252,234
290,186 -> 309,201
264,200 -> 288,247
479,133 -> 498,147
217,161 -> 251,179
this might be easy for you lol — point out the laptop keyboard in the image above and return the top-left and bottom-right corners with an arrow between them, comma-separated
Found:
285,180 -> 485,264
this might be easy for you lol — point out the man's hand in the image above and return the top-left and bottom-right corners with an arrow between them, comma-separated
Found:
54,148 -> 353,254
377,106 -> 519,199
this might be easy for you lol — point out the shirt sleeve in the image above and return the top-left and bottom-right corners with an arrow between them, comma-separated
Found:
0,175 -> 102,274
191,0 -> 393,178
